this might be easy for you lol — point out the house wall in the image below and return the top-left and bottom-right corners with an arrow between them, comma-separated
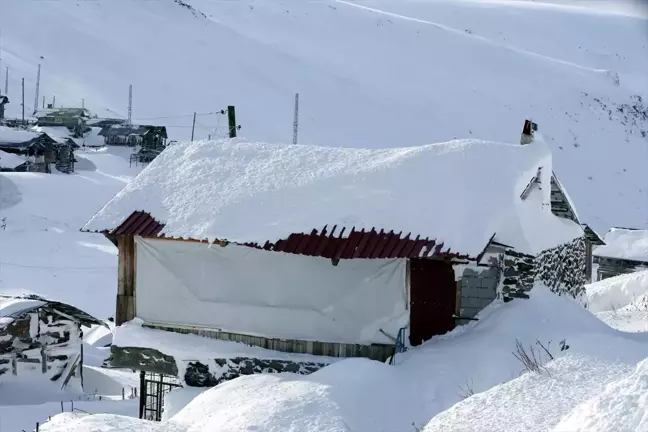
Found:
595,257 -> 648,280
457,258 -> 500,323
501,236 -> 588,299
0,308 -> 82,388
134,237 -> 408,345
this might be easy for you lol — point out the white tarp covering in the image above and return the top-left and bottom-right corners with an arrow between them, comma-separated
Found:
135,237 -> 408,345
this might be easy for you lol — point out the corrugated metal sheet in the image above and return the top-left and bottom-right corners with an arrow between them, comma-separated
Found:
97,211 -> 476,260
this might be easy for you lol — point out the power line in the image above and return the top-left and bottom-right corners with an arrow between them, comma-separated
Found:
133,110 -> 226,121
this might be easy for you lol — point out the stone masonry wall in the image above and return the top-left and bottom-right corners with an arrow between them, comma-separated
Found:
184,357 -> 329,387
109,345 -> 330,388
500,236 -> 588,300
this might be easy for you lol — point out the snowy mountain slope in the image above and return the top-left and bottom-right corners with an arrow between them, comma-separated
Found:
0,147 -> 142,318
1,0 -> 647,233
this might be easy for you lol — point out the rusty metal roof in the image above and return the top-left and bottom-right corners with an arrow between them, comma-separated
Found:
95,211 -> 478,260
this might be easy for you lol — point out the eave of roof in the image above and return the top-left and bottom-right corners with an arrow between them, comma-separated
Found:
84,210 -> 484,261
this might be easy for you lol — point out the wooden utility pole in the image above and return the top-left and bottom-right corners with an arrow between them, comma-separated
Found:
190,112 -> 196,141
42,96 -> 45,109
227,105 -> 236,138
292,93 -> 299,144
21,77 -> 24,125
4,67 -> 8,95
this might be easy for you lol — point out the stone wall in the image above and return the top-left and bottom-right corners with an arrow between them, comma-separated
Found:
184,357 -> 329,387
500,236 -> 588,300
534,236 -> 588,299
458,260 -> 500,324
109,345 -> 330,388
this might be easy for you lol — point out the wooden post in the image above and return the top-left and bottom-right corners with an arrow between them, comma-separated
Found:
227,105 -> 236,138
139,370 -> 146,419
116,235 -> 136,325
190,112 -> 196,141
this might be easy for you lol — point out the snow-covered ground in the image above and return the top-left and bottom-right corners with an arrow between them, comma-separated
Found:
0,146 -> 141,319
1,0 -> 647,429
35,286 -> 648,431
587,270 -> 648,332
1,0 -> 647,234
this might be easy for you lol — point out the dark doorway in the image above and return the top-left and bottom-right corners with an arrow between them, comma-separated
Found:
409,258 -> 456,346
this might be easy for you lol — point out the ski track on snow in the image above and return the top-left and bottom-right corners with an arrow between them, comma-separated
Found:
335,0 -> 610,75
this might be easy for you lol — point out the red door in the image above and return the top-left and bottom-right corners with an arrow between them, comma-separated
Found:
409,258 -> 456,346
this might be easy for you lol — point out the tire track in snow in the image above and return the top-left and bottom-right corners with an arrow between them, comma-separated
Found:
335,0 -> 610,75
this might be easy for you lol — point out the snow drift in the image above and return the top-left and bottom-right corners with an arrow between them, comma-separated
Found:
38,285 -> 648,431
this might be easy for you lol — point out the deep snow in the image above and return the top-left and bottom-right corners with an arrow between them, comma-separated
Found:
1,0 -> 647,234
35,286 -> 648,432
587,270 -> 648,332
594,228 -> 648,262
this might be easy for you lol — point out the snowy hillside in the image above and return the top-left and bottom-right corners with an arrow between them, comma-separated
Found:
1,0 -> 647,233
0,147 -> 142,318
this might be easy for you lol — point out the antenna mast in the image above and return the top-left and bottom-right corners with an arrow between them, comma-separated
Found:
292,92 -> 299,144
33,63 -> 41,115
127,84 -> 132,124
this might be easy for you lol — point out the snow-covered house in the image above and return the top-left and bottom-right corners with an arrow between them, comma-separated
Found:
0,127 -> 77,173
0,295 -> 105,390
593,228 -> 648,280
82,137 -> 590,370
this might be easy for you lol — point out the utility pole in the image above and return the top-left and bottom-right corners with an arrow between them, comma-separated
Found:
292,93 -> 299,144
81,98 -> 84,109
52,95 -> 55,108
127,84 -> 132,124
190,112 -> 196,141
227,105 -> 236,138
21,77 -> 24,125
33,63 -> 41,115
42,96 -> 45,109
4,67 -> 8,95
0,27 -> 3,95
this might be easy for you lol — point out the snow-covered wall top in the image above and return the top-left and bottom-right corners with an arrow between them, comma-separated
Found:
0,150 -> 27,169
594,228 -> 648,262
83,138 -> 583,256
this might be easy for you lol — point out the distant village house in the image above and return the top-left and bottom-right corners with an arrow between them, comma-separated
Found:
0,126 -> 77,173
35,108 -> 91,138
593,227 -> 648,280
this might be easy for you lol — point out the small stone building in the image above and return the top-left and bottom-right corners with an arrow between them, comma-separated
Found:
0,295 -> 105,390
593,227 -> 648,280
82,132 -> 594,396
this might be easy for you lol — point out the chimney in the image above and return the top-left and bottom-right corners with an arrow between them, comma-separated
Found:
520,119 -> 537,145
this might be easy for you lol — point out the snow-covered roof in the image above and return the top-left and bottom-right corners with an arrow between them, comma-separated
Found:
82,138 -> 584,257
0,126 -> 41,145
0,297 -> 46,318
0,149 -> 27,168
594,228 -> 648,262
0,295 -> 106,328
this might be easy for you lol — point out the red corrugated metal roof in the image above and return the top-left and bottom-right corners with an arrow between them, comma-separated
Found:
93,211 -> 477,260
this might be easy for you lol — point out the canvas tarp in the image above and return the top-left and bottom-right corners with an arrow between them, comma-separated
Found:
135,237 -> 408,344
